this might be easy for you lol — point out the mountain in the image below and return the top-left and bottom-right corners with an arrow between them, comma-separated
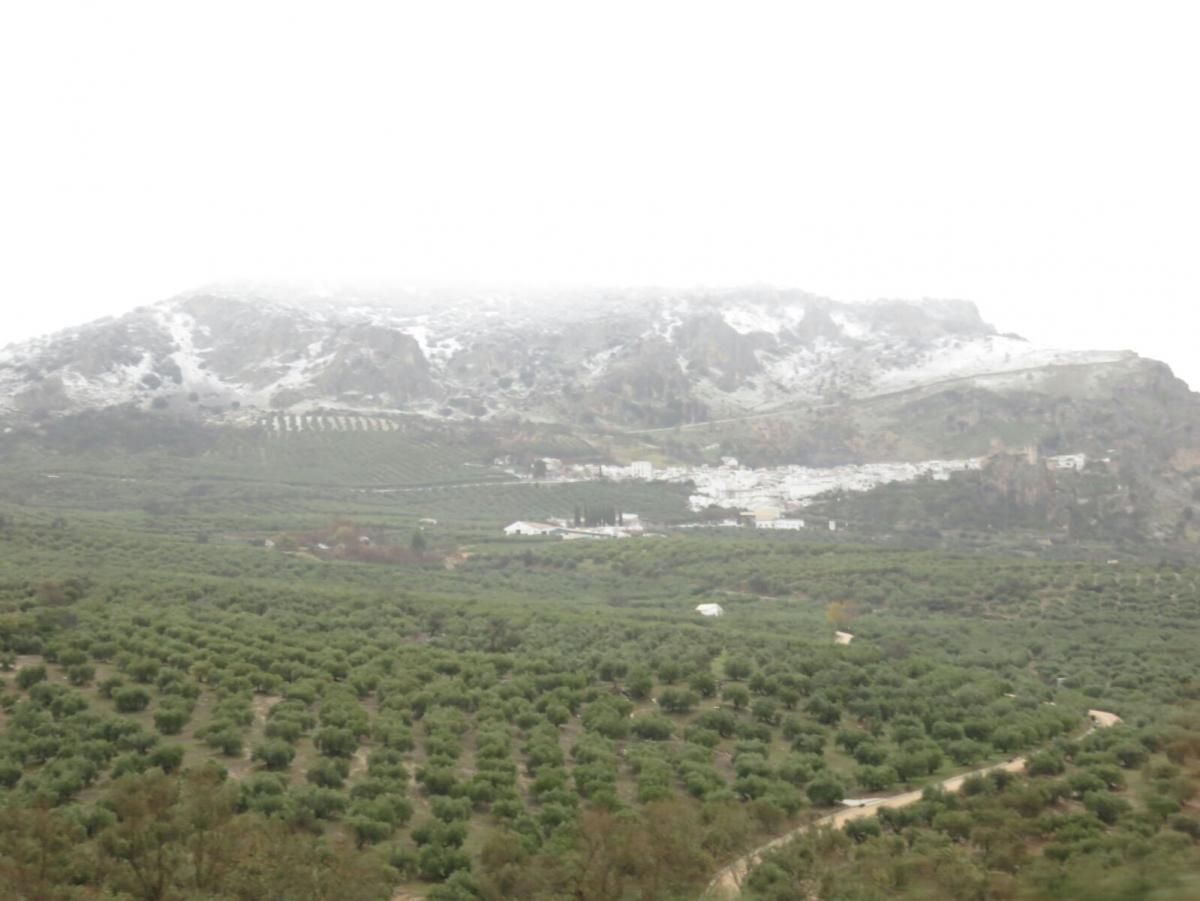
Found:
4,284 -> 1200,546
0,285 -> 1142,428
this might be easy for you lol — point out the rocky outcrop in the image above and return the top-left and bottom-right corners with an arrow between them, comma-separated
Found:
0,285 -> 1167,443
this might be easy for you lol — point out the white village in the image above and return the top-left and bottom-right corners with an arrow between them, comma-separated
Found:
501,450 -> 1090,539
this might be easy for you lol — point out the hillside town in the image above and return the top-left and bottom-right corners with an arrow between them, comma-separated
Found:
501,454 -> 999,515
500,449 -> 1093,537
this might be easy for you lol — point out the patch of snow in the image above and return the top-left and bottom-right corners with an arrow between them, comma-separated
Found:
830,312 -> 867,339
870,336 -> 1129,396
723,307 -> 780,335
721,303 -> 808,336
584,345 -> 626,380
155,308 -> 214,388
403,325 -> 434,359
430,336 -> 463,363
250,342 -> 339,405
653,298 -> 689,341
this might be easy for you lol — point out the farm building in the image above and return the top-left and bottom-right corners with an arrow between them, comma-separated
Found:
695,603 -> 725,617
560,525 -> 644,540
503,521 -> 560,536
1047,453 -> 1088,471
560,528 -> 615,540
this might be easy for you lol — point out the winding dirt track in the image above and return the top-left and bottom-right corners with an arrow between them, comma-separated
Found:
705,709 -> 1121,898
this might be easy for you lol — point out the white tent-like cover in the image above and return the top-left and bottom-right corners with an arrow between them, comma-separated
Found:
695,603 -> 724,617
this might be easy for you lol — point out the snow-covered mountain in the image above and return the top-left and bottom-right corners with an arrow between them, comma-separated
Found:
0,285 -> 1139,429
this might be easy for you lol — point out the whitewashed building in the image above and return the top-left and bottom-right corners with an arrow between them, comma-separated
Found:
630,461 -> 654,480
1047,453 -> 1087,471
695,603 -> 725,617
503,521 -> 560,536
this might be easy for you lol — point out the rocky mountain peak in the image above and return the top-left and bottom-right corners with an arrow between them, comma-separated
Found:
0,285 -> 1133,429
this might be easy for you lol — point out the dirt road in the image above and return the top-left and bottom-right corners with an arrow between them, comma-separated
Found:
705,710 -> 1121,898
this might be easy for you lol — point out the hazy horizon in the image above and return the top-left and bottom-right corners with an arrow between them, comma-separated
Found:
3,1 -> 1197,386
0,280 -> 1189,390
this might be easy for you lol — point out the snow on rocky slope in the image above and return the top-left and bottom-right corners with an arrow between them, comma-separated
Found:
0,285 -> 1136,428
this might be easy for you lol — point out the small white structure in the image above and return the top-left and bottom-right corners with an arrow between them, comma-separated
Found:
1087,709 -> 1122,728
560,529 -> 613,540
834,631 -> 854,645
630,461 -> 654,480
1047,453 -> 1087,471
503,521 -> 560,536
695,603 -> 725,617
829,519 -> 838,532
756,518 -> 805,530
565,524 -> 644,539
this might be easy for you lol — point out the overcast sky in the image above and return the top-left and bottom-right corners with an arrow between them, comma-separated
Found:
2,1 -> 1197,386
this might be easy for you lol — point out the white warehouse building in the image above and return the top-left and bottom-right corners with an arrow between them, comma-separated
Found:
503,521 -> 560,536
630,460 -> 654,480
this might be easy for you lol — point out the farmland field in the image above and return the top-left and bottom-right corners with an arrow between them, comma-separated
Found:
1,421 -> 1199,900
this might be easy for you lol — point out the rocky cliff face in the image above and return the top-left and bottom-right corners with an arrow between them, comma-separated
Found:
0,285 -> 1146,433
